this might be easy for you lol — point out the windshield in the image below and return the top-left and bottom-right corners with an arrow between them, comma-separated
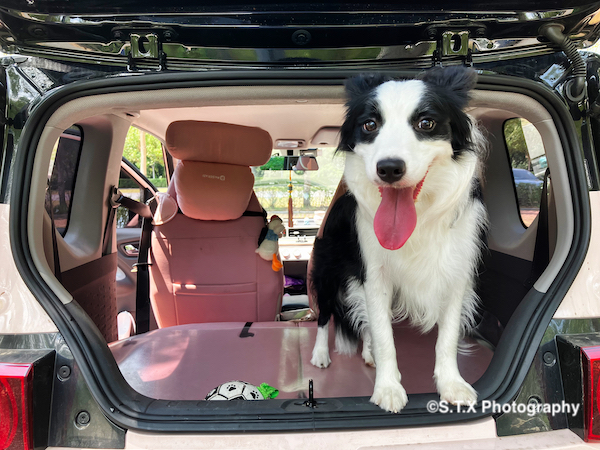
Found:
253,148 -> 344,244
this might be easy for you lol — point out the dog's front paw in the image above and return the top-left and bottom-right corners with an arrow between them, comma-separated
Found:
370,382 -> 408,413
438,378 -> 477,405
362,345 -> 375,367
311,347 -> 331,368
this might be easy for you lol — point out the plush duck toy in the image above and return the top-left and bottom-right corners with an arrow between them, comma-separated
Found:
256,215 -> 285,271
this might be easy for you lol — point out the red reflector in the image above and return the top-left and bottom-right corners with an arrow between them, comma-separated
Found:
0,363 -> 33,450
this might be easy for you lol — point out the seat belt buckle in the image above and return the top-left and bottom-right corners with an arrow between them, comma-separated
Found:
110,186 -> 124,209
131,262 -> 153,273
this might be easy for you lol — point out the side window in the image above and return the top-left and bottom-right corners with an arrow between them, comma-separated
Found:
123,126 -> 167,184
45,126 -> 83,236
116,168 -> 145,228
503,118 -> 547,227
117,127 -> 168,228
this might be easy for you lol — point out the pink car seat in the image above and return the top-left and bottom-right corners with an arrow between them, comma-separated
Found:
149,121 -> 283,328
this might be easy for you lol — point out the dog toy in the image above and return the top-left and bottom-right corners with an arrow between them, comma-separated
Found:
205,381 -> 279,400
256,215 -> 285,271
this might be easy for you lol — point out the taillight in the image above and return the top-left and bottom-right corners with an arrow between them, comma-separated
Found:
582,346 -> 600,441
0,363 -> 33,450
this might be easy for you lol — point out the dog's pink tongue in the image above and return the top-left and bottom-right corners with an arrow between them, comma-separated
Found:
374,187 -> 417,250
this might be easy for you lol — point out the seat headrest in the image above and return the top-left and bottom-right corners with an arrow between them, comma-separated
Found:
165,121 -> 272,166
172,161 -> 254,221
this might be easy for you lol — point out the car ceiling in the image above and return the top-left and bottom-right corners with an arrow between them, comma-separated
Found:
131,103 -> 346,149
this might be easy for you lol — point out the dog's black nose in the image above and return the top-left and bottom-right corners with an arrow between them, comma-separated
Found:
376,159 -> 406,184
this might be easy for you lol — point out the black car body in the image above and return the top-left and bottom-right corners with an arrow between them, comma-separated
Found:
1,2 -> 600,449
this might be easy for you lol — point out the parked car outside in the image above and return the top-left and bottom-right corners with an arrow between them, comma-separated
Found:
513,168 -> 544,187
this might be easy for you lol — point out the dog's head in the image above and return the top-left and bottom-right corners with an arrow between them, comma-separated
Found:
338,66 -> 478,249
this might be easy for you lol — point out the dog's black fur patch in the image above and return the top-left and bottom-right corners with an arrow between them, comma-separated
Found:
310,192 -> 365,342
418,66 -> 478,157
338,73 -> 391,152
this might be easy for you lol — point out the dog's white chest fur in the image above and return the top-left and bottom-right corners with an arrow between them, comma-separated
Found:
346,150 -> 485,332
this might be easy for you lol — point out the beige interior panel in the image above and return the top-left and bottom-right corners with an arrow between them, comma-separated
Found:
30,85 -> 573,307
469,91 -> 573,293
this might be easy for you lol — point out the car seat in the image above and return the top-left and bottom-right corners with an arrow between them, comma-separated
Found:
149,120 -> 284,328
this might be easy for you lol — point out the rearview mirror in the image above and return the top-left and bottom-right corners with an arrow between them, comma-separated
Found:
260,155 -> 319,171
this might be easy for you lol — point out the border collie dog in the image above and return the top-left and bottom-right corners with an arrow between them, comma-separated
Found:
310,66 -> 487,413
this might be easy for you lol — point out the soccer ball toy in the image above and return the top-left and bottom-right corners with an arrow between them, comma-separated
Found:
205,381 -> 278,401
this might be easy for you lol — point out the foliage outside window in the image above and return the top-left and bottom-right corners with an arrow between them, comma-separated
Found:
119,127 -> 168,227
504,118 -> 546,227
123,127 -> 167,186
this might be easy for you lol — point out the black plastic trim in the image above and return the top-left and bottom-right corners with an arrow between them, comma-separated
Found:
121,156 -> 157,193
55,124 -> 84,237
8,69 -> 591,432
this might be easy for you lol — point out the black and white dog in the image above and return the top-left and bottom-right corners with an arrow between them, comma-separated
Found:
310,67 -> 487,413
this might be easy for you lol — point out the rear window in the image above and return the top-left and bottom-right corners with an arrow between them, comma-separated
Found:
45,126 -> 83,236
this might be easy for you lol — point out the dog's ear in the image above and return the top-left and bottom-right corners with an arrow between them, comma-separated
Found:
344,73 -> 390,99
419,66 -> 477,108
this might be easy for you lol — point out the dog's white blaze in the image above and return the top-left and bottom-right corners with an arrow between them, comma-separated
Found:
351,80 -> 454,188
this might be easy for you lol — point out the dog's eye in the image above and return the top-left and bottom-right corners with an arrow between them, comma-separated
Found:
362,120 -> 378,133
416,118 -> 436,131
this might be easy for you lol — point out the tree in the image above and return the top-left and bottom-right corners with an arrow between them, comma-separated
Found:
504,118 -> 530,170
122,127 -> 165,178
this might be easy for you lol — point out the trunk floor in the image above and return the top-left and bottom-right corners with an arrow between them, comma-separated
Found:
110,321 -> 493,401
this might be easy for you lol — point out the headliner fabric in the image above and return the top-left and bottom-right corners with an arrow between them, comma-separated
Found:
173,161 -> 254,221
165,120 -> 272,166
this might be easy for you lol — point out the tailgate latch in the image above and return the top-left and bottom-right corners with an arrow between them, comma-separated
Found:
127,32 -> 167,72
433,30 -> 472,67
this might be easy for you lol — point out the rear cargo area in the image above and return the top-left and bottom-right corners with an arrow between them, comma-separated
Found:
110,322 -> 493,400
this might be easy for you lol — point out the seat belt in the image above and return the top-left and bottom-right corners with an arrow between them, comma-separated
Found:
102,187 -> 152,255
134,206 -> 155,334
243,209 -> 269,246
525,169 -> 550,288
131,190 -> 156,334
103,186 -> 155,334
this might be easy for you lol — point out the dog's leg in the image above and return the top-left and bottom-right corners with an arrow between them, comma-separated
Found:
361,328 -> 375,367
434,289 -> 477,405
335,327 -> 358,355
311,320 -> 331,368
366,276 -> 408,413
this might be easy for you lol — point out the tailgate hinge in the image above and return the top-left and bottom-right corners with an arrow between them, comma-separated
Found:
432,31 -> 472,67
126,32 -> 167,72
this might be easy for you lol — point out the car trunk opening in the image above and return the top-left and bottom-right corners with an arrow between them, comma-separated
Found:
9,71 -> 590,432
